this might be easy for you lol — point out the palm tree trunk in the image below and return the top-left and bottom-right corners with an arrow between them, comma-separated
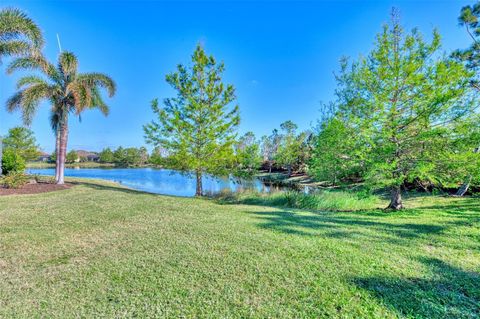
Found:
57,122 -> 68,185
54,128 -> 60,182
195,169 -> 203,196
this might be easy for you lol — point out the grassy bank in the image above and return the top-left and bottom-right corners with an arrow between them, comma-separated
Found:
213,189 -> 384,211
0,180 -> 479,317
27,162 -> 117,169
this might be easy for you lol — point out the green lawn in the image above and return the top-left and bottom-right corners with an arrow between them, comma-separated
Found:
0,180 -> 479,318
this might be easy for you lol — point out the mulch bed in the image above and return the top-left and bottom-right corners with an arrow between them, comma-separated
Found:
0,182 -> 73,196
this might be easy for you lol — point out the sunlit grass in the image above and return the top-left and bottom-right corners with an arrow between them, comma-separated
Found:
0,180 -> 478,318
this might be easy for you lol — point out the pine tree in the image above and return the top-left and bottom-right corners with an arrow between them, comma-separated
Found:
144,45 -> 240,196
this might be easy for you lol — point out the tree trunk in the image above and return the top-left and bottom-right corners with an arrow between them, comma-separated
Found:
387,186 -> 403,210
54,128 -> 60,182
195,169 -> 203,196
456,147 -> 479,196
456,175 -> 472,196
287,164 -> 292,177
57,123 -> 68,185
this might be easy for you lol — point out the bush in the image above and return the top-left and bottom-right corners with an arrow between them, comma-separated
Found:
1,172 -> 29,189
1,148 -> 26,175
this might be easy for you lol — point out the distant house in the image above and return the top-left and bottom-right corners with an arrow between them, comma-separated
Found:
76,150 -> 100,162
37,152 -> 51,162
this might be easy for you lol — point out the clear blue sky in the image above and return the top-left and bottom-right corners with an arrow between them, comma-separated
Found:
0,0 -> 475,153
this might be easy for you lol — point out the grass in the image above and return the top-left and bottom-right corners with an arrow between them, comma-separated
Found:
0,179 -> 479,318
213,189 -> 384,211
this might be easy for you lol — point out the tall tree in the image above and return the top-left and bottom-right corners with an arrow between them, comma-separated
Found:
144,45 -> 240,196
331,12 -> 474,209
0,8 -> 43,64
451,2 -> 480,195
6,52 -> 116,184
261,129 -> 281,173
275,120 -> 302,176
2,126 -> 39,161
235,132 -> 262,176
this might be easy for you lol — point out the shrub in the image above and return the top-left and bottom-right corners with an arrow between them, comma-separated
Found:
1,172 -> 29,189
1,148 -> 26,175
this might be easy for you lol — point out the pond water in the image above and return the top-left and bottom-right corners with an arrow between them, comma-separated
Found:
27,167 -> 281,197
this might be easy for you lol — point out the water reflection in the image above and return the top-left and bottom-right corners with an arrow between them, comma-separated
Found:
27,167 -> 294,197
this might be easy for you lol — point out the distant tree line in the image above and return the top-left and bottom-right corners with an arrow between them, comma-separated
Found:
98,147 -> 149,166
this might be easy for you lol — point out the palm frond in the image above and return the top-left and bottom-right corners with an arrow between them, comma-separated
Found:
16,75 -> 48,89
0,8 -> 44,48
58,51 -> 78,79
7,55 -> 59,81
0,40 -> 29,58
77,72 -> 116,97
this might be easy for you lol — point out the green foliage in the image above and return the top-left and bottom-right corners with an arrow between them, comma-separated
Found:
275,121 -> 310,176
0,8 -> 43,63
234,132 -> 262,176
144,44 -> 240,195
111,146 -> 147,166
2,126 -> 40,162
319,15 -> 476,208
260,129 -> 282,172
1,148 -> 26,175
452,2 -> 480,85
214,189 -> 380,211
0,171 -> 29,189
310,117 -> 363,185
66,150 -> 78,163
99,147 -> 114,163
149,147 -> 165,166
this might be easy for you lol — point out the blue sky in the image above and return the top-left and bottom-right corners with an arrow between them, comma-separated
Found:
0,0 -> 476,153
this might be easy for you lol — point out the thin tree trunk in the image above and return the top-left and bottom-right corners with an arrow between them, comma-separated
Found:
387,186 -> 403,210
456,175 -> 472,196
287,164 -> 292,177
456,147 -> 479,196
195,169 -> 203,196
57,123 -> 68,185
54,128 -> 60,182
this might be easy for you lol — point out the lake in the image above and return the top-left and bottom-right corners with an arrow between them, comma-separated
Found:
27,167 -> 278,197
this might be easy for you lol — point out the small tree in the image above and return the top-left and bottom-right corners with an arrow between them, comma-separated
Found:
66,150 -> 78,163
144,45 -> 240,196
235,132 -> 262,176
1,148 -> 26,175
275,121 -> 302,176
261,129 -> 281,173
99,147 -> 114,163
3,126 -> 39,162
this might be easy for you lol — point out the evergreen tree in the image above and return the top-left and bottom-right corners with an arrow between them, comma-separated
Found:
144,45 -> 240,196
329,12 -> 475,209
234,132 -> 262,176
99,147 -> 114,163
3,126 -> 39,162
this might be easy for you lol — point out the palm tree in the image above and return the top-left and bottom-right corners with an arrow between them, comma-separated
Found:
0,8 -> 43,173
0,8 -> 43,63
6,52 -> 116,184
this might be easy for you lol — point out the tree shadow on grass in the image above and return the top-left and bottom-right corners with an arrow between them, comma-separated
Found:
354,257 -> 480,319
250,210 -> 446,241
